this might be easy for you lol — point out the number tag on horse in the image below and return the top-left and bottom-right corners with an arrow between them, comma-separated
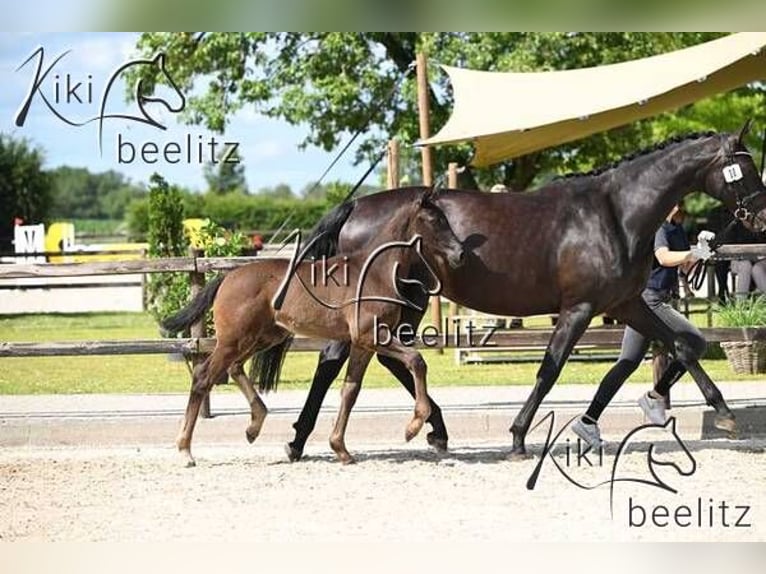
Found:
722,163 -> 743,183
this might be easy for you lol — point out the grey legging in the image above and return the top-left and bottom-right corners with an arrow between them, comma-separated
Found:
584,288 -> 704,422
731,259 -> 766,298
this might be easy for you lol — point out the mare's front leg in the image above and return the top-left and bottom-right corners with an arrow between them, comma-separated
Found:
510,302 -> 593,458
329,346 -> 374,464
229,361 -> 268,444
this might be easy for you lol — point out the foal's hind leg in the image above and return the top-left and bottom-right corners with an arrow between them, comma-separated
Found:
177,344 -> 239,466
229,362 -> 268,444
329,346 -> 373,464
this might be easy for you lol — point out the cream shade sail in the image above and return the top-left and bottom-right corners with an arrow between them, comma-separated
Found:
419,33 -> 766,167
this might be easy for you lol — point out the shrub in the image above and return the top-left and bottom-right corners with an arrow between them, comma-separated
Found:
144,174 -> 189,326
715,295 -> 766,327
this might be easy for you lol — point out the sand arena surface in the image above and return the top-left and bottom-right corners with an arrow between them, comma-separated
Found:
1,438 -> 763,542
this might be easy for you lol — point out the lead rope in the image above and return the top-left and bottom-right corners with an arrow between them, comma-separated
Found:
686,217 -> 739,291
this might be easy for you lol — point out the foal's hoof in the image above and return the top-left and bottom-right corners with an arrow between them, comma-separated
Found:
714,414 -> 738,439
284,442 -> 303,463
245,428 -> 258,444
508,447 -> 533,461
337,452 -> 356,465
426,432 -> 449,453
405,419 -> 425,442
179,449 -> 196,468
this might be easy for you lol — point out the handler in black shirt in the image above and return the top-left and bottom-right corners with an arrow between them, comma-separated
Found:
573,204 -> 713,448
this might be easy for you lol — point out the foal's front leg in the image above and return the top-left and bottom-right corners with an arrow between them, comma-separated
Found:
374,339 -> 431,442
329,346 -> 373,464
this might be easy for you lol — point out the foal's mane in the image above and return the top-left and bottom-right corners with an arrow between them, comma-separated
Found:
553,131 -> 720,183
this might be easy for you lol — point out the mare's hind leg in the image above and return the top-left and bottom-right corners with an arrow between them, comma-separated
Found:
510,302 -> 593,458
373,340 -> 431,442
329,346 -> 374,464
229,361 -> 268,444
177,343 -> 239,467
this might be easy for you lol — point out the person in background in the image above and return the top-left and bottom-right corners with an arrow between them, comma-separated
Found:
708,204 -> 766,300
572,204 -> 714,448
729,224 -> 766,299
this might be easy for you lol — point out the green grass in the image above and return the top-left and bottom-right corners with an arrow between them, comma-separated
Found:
0,312 -> 762,395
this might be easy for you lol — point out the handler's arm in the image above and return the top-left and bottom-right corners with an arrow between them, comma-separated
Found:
655,246 -> 693,268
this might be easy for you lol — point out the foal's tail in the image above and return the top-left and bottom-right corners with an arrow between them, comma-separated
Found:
160,274 -> 226,336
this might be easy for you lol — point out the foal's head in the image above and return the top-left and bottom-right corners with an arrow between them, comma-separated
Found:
405,188 -> 465,269
702,121 -> 766,232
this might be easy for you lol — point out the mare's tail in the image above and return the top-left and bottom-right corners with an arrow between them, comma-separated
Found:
250,336 -> 294,393
160,274 -> 226,336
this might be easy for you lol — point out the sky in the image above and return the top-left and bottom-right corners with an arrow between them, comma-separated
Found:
0,32 -> 365,194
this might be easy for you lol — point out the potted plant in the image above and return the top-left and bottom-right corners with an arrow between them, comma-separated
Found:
716,295 -> 766,374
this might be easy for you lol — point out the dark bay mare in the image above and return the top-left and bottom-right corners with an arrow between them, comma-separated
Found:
161,190 -> 465,465
274,127 -> 766,460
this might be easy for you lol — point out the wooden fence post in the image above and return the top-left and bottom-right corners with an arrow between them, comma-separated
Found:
416,52 -> 443,347
447,162 -> 459,321
189,247 -> 211,419
387,139 -> 400,189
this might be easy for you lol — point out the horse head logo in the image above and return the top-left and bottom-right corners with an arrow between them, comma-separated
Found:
13,46 -> 186,156
98,52 -> 186,153
526,412 -> 698,519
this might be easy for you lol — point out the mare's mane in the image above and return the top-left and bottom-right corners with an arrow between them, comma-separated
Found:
552,131 -> 720,184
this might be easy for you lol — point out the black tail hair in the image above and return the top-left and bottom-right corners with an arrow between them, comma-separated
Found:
249,336 -> 294,393
159,274 -> 225,336
260,199 -> 356,390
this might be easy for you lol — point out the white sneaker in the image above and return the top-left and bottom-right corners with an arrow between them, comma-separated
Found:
639,392 -> 667,425
571,417 -> 604,450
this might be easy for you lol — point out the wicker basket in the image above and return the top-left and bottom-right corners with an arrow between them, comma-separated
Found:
720,340 -> 766,374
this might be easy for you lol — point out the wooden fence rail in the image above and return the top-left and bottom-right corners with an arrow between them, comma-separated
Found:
2,245 -> 766,416
3,328 -> 764,359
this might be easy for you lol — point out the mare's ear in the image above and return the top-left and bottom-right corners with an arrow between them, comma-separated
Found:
738,118 -> 754,145
419,187 -> 437,207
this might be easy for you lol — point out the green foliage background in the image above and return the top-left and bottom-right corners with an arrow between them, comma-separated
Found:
144,174 -> 189,326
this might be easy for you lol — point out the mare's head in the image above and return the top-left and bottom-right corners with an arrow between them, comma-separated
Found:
701,121 -> 766,232
406,188 -> 465,269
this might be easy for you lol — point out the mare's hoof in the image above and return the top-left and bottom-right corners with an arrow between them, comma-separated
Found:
245,428 -> 258,444
426,432 -> 449,452
714,414 -> 738,439
284,442 -> 303,463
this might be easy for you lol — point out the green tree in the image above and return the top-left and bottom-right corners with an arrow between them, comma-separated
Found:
129,33 -> 764,192
0,135 -> 52,252
254,183 -> 294,199
48,167 -> 144,220
202,148 -> 247,194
